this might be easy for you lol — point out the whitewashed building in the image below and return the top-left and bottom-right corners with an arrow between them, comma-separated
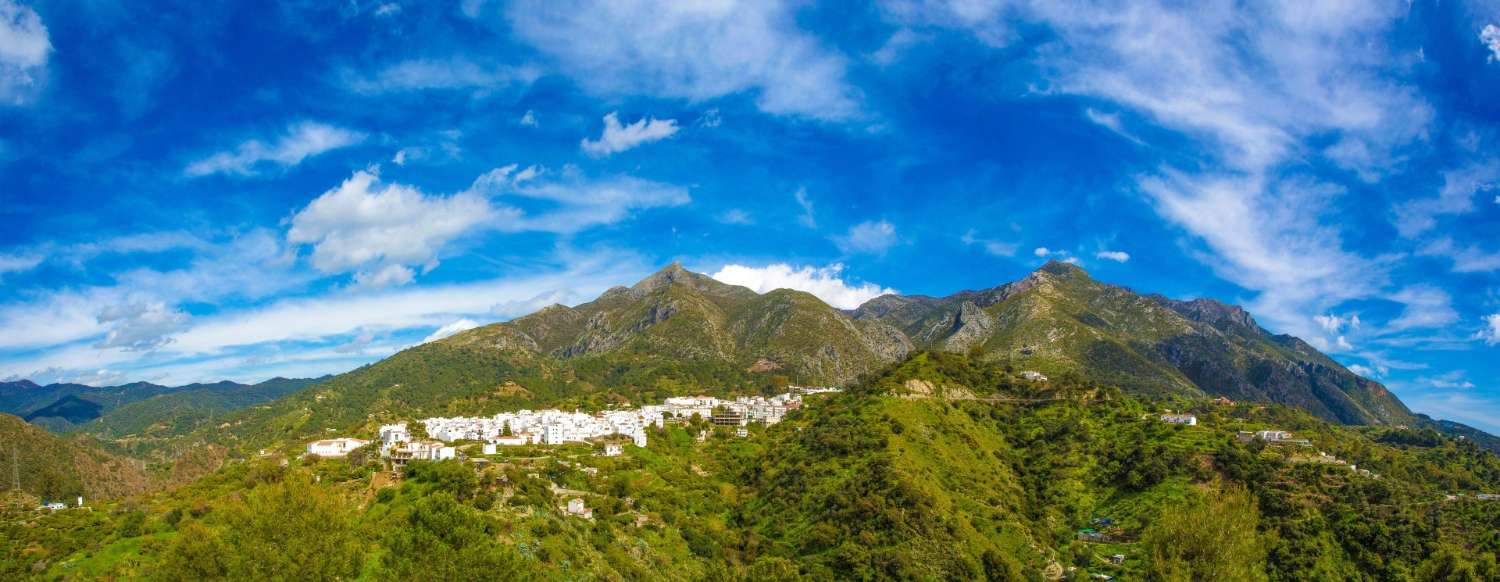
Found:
306,437 -> 370,457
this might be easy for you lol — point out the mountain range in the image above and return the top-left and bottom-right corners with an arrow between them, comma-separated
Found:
181,260 -> 1443,458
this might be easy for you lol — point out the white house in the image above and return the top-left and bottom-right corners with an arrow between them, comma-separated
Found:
603,443 -> 623,457
1160,414 -> 1198,426
378,423 -> 409,450
632,431 -> 648,448
1021,370 -> 1048,382
567,498 -> 593,519
306,437 -> 370,457
482,443 -> 497,455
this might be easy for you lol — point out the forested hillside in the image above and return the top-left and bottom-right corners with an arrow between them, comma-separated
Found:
3,353 -> 1495,580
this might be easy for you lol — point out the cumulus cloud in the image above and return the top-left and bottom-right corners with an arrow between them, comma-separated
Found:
1095,250 -> 1130,262
1315,313 -> 1360,334
287,169 -> 499,286
1476,313 -> 1500,345
422,318 -> 481,343
286,165 -> 689,287
580,112 -> 679,156
505,0 -> 858,120
185,122 -> 365,177
0,0 -> 51,105
519,109 -> 538,127
95,302 -> 190,351
834,220 -> 898,255
1482,24 -> 1500,62
710,263 -> 896,309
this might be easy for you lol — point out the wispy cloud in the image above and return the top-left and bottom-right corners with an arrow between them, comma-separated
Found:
580,112 -> 679,157
1095,250 -> 1130,263
342,58 -> 539,94
834,220 -> 898,255
505,0 -> 858,120
185,122 -> 365,177
794,187 -> 816,228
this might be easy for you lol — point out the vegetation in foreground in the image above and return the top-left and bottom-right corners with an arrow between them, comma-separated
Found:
2,352 -> 1497,580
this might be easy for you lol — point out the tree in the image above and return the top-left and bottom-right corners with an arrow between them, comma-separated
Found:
1143,486 -> 1268,582
154,479 -> 362,581
380,492 -> 527,580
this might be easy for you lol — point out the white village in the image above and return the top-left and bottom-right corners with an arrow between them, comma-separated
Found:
306,387 -> 843,467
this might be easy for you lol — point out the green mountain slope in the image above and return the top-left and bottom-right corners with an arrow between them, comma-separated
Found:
74,377 -> 324,444
10,353 -> 1497,581
852,261 -> 1414,426
0,377 -> 322,433
0,414 -> 150,502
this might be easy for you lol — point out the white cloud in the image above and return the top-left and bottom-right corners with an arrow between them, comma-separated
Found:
961,229 -> 1018,257
1083,108 -> 1142,144
505,0 -> 858,120
580,112 -> 679,157
0,252 -> 41,277
1346,363 -> 1386,378
287,169 -> 500,286
343,58 -> 539,94
710,263 -> 896,309
0,229 -> 305,353
374,2 -> 401,17
285,165 -> 689,288
185,122 -> 365,177
168,254 -> 642,355
1482,24 -> 1500,62
1476,313 -> 1500,345
1095,250 -> 1130,262
718,209 -> 753,225
470,166 -> 691,234
95,302 -> 190,351
1424,371 -> 1475,390
423,318 -> 481,343
890,1 -> 1430,342
1418,238 -> 1500,273
1393,161 -> 1500,238
835,220 -> 898,255
1140,172 -> 1382,338
1034,247 -> 1076,263
794,187 -> 816,228
519,109 -> 538,127
1315,313 -> 1360,334
0,0 -> 50,106
1386,285 -> 1458,332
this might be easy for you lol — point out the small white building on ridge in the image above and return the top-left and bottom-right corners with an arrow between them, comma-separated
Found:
307,437 -> 370,457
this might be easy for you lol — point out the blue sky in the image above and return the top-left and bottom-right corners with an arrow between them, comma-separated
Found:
2,1 -> 1499,433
